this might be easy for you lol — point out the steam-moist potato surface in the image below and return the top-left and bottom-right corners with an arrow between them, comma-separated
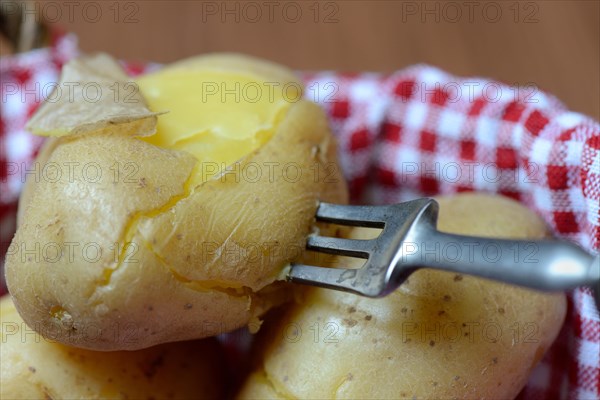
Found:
238,194 -> 567,399
0,296 -> 224,399
6,53 -> 348,351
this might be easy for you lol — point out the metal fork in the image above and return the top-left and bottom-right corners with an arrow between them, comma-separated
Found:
288,198 -> 600,305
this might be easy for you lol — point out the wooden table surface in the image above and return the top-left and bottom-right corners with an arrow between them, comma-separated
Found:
24,1 -> 600,119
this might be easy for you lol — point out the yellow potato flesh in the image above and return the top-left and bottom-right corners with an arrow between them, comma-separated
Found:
100,69 -> 291,285
137,69 -> 291,182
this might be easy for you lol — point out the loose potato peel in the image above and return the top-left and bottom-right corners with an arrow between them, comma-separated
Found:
26,53 -> 163,137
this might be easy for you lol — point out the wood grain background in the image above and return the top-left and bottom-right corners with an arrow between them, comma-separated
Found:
31,1 -> 600,118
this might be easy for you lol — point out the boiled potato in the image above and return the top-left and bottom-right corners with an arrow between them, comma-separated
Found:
6,53 -> 347,351
0,295 -> 224,399
238,194 -> 567,399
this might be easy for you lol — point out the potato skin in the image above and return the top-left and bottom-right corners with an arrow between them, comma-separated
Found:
238,194 -> 567,399
16,137 -> 59,227
0,295 -> 225,400
6,54 -> 348,350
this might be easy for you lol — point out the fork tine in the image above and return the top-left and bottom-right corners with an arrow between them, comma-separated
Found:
289,198 -> 439,298
316,203 -> 388,228
288,264 -> 378,296
307,235 -> 372,258
289,263 -> 386,297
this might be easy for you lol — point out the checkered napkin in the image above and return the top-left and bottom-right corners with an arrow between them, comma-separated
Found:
1,34 -> 598,399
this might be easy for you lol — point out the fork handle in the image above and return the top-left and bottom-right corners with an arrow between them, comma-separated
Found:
405,229 -> 599,298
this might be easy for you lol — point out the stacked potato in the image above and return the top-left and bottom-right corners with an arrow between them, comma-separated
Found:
238,194 -> 566,399
3,53 -> 566,399
0,296 -> 224,399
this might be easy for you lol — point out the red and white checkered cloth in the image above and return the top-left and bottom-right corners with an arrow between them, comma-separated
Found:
1,34 -> 598,399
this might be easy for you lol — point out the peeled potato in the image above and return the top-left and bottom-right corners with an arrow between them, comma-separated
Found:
6,53 -> 347,350
0,295 -> 224,399
238,194 -> 567,399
